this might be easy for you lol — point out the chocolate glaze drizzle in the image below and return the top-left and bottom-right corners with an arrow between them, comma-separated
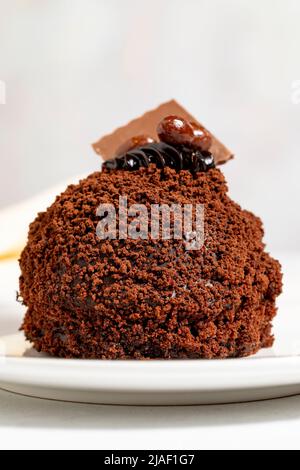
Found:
103,142 -> 215,173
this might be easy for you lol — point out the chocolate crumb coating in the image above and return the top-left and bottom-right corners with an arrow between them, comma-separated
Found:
19,166 -> 282,359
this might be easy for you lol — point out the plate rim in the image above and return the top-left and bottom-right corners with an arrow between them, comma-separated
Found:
1,352 -> 300,392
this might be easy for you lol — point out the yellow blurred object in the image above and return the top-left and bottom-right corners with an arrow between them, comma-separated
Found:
0,174 -> 88,263
0,249 -> 22,262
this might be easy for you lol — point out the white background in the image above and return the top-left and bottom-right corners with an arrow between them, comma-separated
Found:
0,0 -> 300,450
0,0 -> 300,251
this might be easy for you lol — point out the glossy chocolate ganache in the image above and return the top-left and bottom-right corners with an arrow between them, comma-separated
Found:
103,115 -> 215,173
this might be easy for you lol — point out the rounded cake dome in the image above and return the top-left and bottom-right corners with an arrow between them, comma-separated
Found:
19,166 -> 282,358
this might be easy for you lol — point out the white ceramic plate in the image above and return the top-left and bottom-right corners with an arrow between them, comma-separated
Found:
0,255 -> 299,405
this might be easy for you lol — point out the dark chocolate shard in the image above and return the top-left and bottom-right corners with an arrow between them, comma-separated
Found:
92,100 -> 234,165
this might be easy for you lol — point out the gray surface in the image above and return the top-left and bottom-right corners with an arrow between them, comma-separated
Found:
0,388 -> 299,429
0,388 -> 299,449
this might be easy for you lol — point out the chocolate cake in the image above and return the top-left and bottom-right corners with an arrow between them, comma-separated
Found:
19,102 -> 282,359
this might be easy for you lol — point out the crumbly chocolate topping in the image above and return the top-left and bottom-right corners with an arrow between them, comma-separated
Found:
19,166 -> 282,359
